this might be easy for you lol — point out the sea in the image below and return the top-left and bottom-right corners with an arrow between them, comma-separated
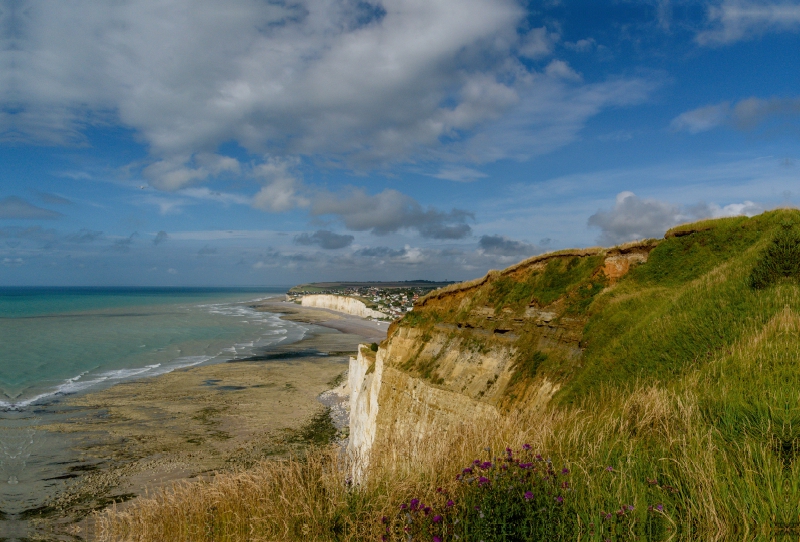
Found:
0,287 -> 309,537
0,287 -> 306,409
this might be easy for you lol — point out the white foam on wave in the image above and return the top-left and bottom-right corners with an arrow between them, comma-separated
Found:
4,357 -> 214,410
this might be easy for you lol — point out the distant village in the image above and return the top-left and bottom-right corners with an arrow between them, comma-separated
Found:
286,282 -> 451,319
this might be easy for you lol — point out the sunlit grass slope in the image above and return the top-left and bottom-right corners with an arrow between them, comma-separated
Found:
96,210 -> 800,541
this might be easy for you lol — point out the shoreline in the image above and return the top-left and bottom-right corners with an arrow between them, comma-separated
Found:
3,299 -> 389,541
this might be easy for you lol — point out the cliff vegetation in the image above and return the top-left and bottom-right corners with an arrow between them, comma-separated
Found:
96,209 -> 800,541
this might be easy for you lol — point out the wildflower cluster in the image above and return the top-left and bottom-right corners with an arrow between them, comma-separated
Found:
453,445 -> 576,540
382,488 -> 454,542
381,449 -> 675,541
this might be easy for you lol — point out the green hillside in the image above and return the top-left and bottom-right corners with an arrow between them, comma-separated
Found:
101,209 -> 800,541
402,209 -> 799,403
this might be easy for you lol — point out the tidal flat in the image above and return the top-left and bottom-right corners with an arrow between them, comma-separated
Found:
1,300 -> 387,541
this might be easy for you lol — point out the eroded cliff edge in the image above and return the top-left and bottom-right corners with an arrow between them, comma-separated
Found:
347,240 -> 657,473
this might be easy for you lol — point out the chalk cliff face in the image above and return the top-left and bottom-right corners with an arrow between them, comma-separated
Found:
347,242 -> 655,471
301,294 -> 387,319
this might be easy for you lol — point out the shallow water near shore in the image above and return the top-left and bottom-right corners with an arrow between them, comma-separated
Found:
0,288 -> 326,540
0,287 -> 300,407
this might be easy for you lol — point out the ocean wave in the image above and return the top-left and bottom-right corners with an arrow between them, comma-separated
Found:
3,300 -> 308,411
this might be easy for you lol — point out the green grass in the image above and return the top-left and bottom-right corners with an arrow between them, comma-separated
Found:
98,210 -> 800,541
489,255 -> 604,313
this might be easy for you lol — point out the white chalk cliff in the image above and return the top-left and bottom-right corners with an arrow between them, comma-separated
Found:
347,345 -> 383,481
300,294 -> 387,320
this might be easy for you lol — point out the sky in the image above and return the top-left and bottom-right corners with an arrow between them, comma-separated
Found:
1,0 -> 799,286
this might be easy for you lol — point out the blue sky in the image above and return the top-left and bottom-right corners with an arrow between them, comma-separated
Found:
1,0 -> 799,286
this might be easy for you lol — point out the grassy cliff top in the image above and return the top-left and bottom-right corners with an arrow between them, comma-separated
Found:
397,208 -> 800,404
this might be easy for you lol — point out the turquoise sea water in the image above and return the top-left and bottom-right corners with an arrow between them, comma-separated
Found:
0,287 -> 305,409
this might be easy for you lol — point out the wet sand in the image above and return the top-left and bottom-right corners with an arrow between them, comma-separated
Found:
6,300 -> 389,541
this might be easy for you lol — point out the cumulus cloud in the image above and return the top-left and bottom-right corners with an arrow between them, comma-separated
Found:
564,37 -> 596,52
0,0 -> 656,188
518,27 -> 559,59
478,234 -> 537,256
144,153 -> 241,191
672,97 -> 800,133
697,0 -> 800,45
588,191 -> 763,245
251,158 -> 308,212
294,230 -> 354,250
0,196 -> 61,219
312,188 -> 473,239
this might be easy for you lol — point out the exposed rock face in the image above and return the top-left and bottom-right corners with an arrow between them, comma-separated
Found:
347,242 -> 656,474
347,345 -> 383,480
300,294 -> 387,319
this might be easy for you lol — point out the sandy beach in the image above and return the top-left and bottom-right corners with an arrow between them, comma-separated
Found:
10,299 -> 389,541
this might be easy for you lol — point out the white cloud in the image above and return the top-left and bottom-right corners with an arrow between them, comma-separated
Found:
431,166 -> 488,182
518,27 -> 559,59
311,188 -> 473,238
697,1 -> 800,45
457,71 -> 656,163
251,158 -> 309,212
1,0 -> 656,187
670,102 -> 731,133
564,38 -> 596,52
143,153 -> 241,191
671,97 -> 800,133
588,191 -> 764,245
544,60 -> 582,82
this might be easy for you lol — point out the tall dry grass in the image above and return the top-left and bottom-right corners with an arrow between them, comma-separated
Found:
93,375 -> 784,541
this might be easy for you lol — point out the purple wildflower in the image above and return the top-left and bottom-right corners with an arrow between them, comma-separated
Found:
462,467 -> 473,475
561,467 -> 569,475
446,500 -> 455,508
432,515 -> 442,523
433,537 -> 442,542
555,496 -> 564,504
605,466 -> 614,472
400,503 -> 408,510
535,454 -> 543,461
522,443 -> 532,450
656,503 -> 664,512
524,491 -> 534,500
480,461 -> 492,470
627,504 -> 634,511
410,498 -> 420,510
478,476 -> 490,486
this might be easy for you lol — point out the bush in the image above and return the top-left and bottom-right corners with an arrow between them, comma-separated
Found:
748,223 -> 800,289
384,445 -> 671,541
